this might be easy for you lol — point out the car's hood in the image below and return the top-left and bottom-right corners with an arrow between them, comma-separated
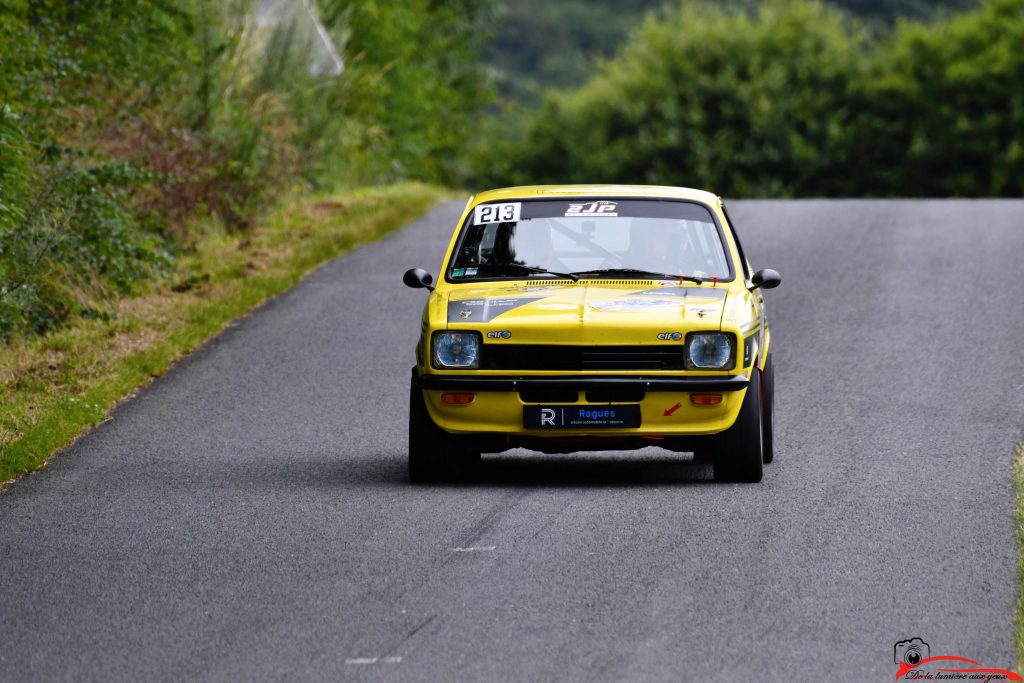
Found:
444,281 -> 728,345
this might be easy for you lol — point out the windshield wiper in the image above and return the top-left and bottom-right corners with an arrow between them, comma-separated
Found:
481,263 -> 580,281
571,268 -> 704,284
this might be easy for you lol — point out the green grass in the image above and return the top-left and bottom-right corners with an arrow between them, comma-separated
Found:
0,183 -> 450,486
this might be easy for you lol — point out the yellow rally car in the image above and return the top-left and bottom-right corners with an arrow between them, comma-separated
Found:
403,185 -> 781,482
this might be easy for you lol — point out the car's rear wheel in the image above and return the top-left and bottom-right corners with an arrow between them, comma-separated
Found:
713,368 -> 764,483
408,374 -> 479,483
762,354 -> 775,464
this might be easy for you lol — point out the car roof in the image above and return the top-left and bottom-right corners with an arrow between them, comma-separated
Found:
470,184 -> 721,206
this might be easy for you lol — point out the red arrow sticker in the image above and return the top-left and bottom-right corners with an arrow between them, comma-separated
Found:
664,403 -> 682,417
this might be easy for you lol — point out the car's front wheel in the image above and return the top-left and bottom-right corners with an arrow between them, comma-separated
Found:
408,376 -> 448,482
408,373 -> 479,483
713,368 -> 764,483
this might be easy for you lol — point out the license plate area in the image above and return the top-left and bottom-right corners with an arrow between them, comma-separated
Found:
523,405 -> 641,429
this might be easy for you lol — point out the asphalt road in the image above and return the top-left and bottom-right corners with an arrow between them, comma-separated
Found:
2,199 -> 1023,682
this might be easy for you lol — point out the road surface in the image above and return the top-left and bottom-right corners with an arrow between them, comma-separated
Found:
2,199 -> 1022,681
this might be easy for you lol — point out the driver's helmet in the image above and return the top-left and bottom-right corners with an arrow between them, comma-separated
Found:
629,220 -> 683,272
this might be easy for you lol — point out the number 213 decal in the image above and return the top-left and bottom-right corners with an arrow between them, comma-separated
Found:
474,202 -> 521,225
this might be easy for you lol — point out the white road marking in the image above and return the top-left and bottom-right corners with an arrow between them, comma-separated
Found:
345,656 -> 402,666
451,546 -> 496,552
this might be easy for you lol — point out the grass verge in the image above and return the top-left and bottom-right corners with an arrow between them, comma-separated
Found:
0,183 -> 450,486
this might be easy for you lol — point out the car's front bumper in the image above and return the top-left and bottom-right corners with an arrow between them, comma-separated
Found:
416,370 -> 751,437
417,373 -> 748,393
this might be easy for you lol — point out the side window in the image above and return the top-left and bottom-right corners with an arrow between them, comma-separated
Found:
721,205 -> 751,280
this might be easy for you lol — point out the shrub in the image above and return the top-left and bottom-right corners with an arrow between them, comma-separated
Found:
475,0 -> 1024,198
0,0 -> 495,338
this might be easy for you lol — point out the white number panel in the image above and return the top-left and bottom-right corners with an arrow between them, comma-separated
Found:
474,202 -> 521,225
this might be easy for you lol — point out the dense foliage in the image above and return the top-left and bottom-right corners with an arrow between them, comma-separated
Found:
485,0 -> 973,102
474,0 -> 1023,197
487,0 -> 665,103
0,0 -> 493,338
320,0 -> 496,182
1,0 -> 1019,340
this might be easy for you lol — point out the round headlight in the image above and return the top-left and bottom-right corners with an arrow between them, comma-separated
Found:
432,332 -> 481,368
687,333 -> 734,370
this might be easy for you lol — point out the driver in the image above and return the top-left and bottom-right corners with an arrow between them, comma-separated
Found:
628,220 -> 685,274
512,223 -> 569,271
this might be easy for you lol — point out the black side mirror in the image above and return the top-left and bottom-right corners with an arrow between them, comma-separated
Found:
750,268 -> 781,291
403,268 -> 434,292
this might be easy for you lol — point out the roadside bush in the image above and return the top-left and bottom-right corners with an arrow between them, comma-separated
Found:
473,1 -> 867,195
474,0 -> 1024,198
848,0 -> 1024,195
319,0 -> 497,184
0,1 -> 186,336
0,159 -> 169,334
0,0 -> 495,338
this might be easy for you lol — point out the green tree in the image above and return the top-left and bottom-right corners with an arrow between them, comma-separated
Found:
483,0 -> 973,106
476,0 -> 1024,197
0,0 -> 497,337
319,0 -> 497,182
849,0 -> 1024,195
477,1 -> 867,196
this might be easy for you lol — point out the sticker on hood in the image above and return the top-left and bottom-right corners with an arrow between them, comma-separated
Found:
448,297 -> 544,323
634,286 -> 727,300
588,298 -> 683,312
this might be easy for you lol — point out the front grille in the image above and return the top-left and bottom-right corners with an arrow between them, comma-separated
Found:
482,345 -> 685,371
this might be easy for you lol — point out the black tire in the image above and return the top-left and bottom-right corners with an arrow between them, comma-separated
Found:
408,375 -> 450,483
713,368 -> 764,483
454,449 -> 482,475
408,373 -> 479,483
762,354 -> 775,465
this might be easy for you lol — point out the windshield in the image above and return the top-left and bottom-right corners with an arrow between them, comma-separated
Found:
447,199 -> 732,282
